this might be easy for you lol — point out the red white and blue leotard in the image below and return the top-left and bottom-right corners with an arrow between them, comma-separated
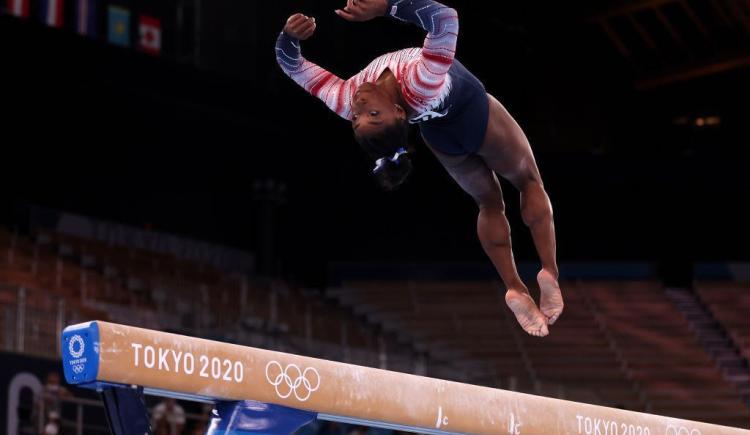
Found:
276,0 -> 490,155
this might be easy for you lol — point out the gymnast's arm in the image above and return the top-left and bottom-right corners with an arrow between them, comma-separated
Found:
337,0 -> 458,105
275,14 -> 354,119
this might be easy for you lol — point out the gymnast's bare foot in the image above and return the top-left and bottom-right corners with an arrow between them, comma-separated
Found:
505,289 -> 549,337
538,269 -> 564,325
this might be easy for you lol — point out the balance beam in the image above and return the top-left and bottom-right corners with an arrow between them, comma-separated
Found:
62,321 -> 750,435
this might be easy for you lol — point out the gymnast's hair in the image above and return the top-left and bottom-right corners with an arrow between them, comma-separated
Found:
355,120 -> 413,191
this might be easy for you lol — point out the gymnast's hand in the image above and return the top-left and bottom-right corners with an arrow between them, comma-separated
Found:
283,13 -> 317,40
335,0 -> 388,22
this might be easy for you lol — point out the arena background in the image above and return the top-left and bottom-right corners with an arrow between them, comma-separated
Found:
1,0 -> 749,433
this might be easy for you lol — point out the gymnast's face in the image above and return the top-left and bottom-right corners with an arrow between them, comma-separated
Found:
351,83 -> 405,138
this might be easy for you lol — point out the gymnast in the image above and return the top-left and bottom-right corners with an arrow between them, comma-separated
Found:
275,0 -> 563,337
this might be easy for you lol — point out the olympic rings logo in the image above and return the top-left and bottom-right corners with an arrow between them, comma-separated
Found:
72,364 -> 85,374
68,335 -> 85,358
666,426 -> 701,435
265,361 -> 321,402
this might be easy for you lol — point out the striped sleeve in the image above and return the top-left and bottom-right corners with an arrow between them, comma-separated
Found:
387,0 -> 459,110
275,31 -> 355,120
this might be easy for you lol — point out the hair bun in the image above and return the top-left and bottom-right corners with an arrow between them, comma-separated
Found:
354,120 -> 413,191
374,152 -> 413,191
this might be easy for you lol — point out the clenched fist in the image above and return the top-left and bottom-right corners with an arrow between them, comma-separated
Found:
283,13 -> 317,40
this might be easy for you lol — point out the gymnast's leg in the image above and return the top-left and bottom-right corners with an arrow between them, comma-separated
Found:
516,176 -> 563,324
427,148 -> 549,337
478,94 -> 564,325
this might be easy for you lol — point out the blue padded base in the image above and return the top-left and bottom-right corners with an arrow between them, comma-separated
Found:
207,400 -> 317,435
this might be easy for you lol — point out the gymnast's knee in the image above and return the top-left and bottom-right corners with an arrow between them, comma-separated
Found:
477,196 -> 505,214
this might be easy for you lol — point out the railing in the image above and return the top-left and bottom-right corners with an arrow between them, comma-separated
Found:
1,228 -> 430,379
34,393 -> 210,435
36,395 -> 108,435
0,284 -> 81,358
0,282 -> 423,378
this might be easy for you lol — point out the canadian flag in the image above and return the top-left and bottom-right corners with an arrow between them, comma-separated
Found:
138,15 -> 161,56
6,0 -> 30,18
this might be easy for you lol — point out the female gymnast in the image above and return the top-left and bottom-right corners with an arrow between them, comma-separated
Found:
276,0 -> 563,337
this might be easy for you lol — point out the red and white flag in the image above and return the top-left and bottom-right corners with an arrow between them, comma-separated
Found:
7,0 -> 30,18
138,15 -> 161,56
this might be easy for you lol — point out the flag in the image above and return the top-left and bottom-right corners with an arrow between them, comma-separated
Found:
107,5 -> 130,47
6,0 -> 30,18
39,0 -> 64,28
75,0 -> 99,37
138,15 -> 161,56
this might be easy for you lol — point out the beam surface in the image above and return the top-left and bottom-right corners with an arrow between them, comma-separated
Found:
62,321 -> 750,435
